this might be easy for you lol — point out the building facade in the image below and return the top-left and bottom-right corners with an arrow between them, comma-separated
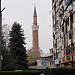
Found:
52,0 -> 75,67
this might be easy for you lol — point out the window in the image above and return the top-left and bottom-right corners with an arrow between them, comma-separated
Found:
66,46 -> 70,55
67,17 -> 69,26
56,53 -> 58,59
65,21 -> 67,33
70,14 -> 73,29
62,26 -> 64,32
69,31 -> 73,39
69,33 -> 72,39
71,44 -> 74,53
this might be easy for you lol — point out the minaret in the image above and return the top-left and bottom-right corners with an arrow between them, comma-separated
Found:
32,5 -> 40,58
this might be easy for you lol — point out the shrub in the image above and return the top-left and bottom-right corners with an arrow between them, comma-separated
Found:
43,68 -> 75,75
0,70 -> 40,75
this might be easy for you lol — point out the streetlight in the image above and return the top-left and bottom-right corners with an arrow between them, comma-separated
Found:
0,0 -> 5,71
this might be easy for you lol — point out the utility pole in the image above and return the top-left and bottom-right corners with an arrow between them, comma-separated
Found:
0,0 -> 2,71
0,0 -> 5,70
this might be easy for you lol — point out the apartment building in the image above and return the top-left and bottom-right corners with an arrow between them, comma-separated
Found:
52,0 -> 75,67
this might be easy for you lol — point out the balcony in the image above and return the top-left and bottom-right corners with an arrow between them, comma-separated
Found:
32,25 -> 39,30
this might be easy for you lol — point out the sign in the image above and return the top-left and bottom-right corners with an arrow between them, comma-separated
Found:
66,56 -> 72,60
41,61 -> 47,67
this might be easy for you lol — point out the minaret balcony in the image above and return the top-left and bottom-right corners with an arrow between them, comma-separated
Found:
32,25 -> 39,30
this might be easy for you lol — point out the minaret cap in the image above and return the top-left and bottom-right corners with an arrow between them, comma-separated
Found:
33,4 -> 37,17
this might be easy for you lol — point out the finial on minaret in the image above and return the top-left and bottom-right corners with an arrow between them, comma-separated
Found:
33,3 -> 37,17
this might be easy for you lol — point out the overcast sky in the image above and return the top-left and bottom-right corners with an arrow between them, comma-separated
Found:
2,0 -> 53,53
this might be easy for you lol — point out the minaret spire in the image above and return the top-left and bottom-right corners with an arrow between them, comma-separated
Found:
33,3 -> 37,25
33,4 -> 37,17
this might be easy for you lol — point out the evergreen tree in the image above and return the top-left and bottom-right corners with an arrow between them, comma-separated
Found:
9,22 -> 28,70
